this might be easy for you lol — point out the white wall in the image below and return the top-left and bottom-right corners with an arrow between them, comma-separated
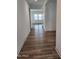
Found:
42,7 -> 46,31
56,0 -> 61,57
17,0 -> 30,55
45,0 -> 56,31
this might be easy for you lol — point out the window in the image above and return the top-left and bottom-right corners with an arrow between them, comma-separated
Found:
34,14 -> 44,20
39,14 -> 42,20
34,14 -> 38,20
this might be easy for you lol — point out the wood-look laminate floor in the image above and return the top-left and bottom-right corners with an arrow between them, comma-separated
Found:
17,24 -> 60,59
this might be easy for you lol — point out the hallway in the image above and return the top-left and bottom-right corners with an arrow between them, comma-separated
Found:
17,24 -> 60,59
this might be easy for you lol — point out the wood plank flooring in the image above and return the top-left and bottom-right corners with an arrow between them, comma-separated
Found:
17,24 -> 60,59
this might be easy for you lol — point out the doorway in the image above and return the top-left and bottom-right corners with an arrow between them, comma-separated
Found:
30,9 -> 45,31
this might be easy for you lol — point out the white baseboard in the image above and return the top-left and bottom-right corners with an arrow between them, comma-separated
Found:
55,47 -> 61,57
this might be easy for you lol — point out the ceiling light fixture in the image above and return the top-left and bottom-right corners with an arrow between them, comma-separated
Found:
34,0 -> 38,2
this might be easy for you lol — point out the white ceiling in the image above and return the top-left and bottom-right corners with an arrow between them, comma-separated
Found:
26,0 -> 47,9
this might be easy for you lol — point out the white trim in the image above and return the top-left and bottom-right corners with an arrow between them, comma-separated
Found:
42,0 -> 48,8
55,47 -> 61,57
